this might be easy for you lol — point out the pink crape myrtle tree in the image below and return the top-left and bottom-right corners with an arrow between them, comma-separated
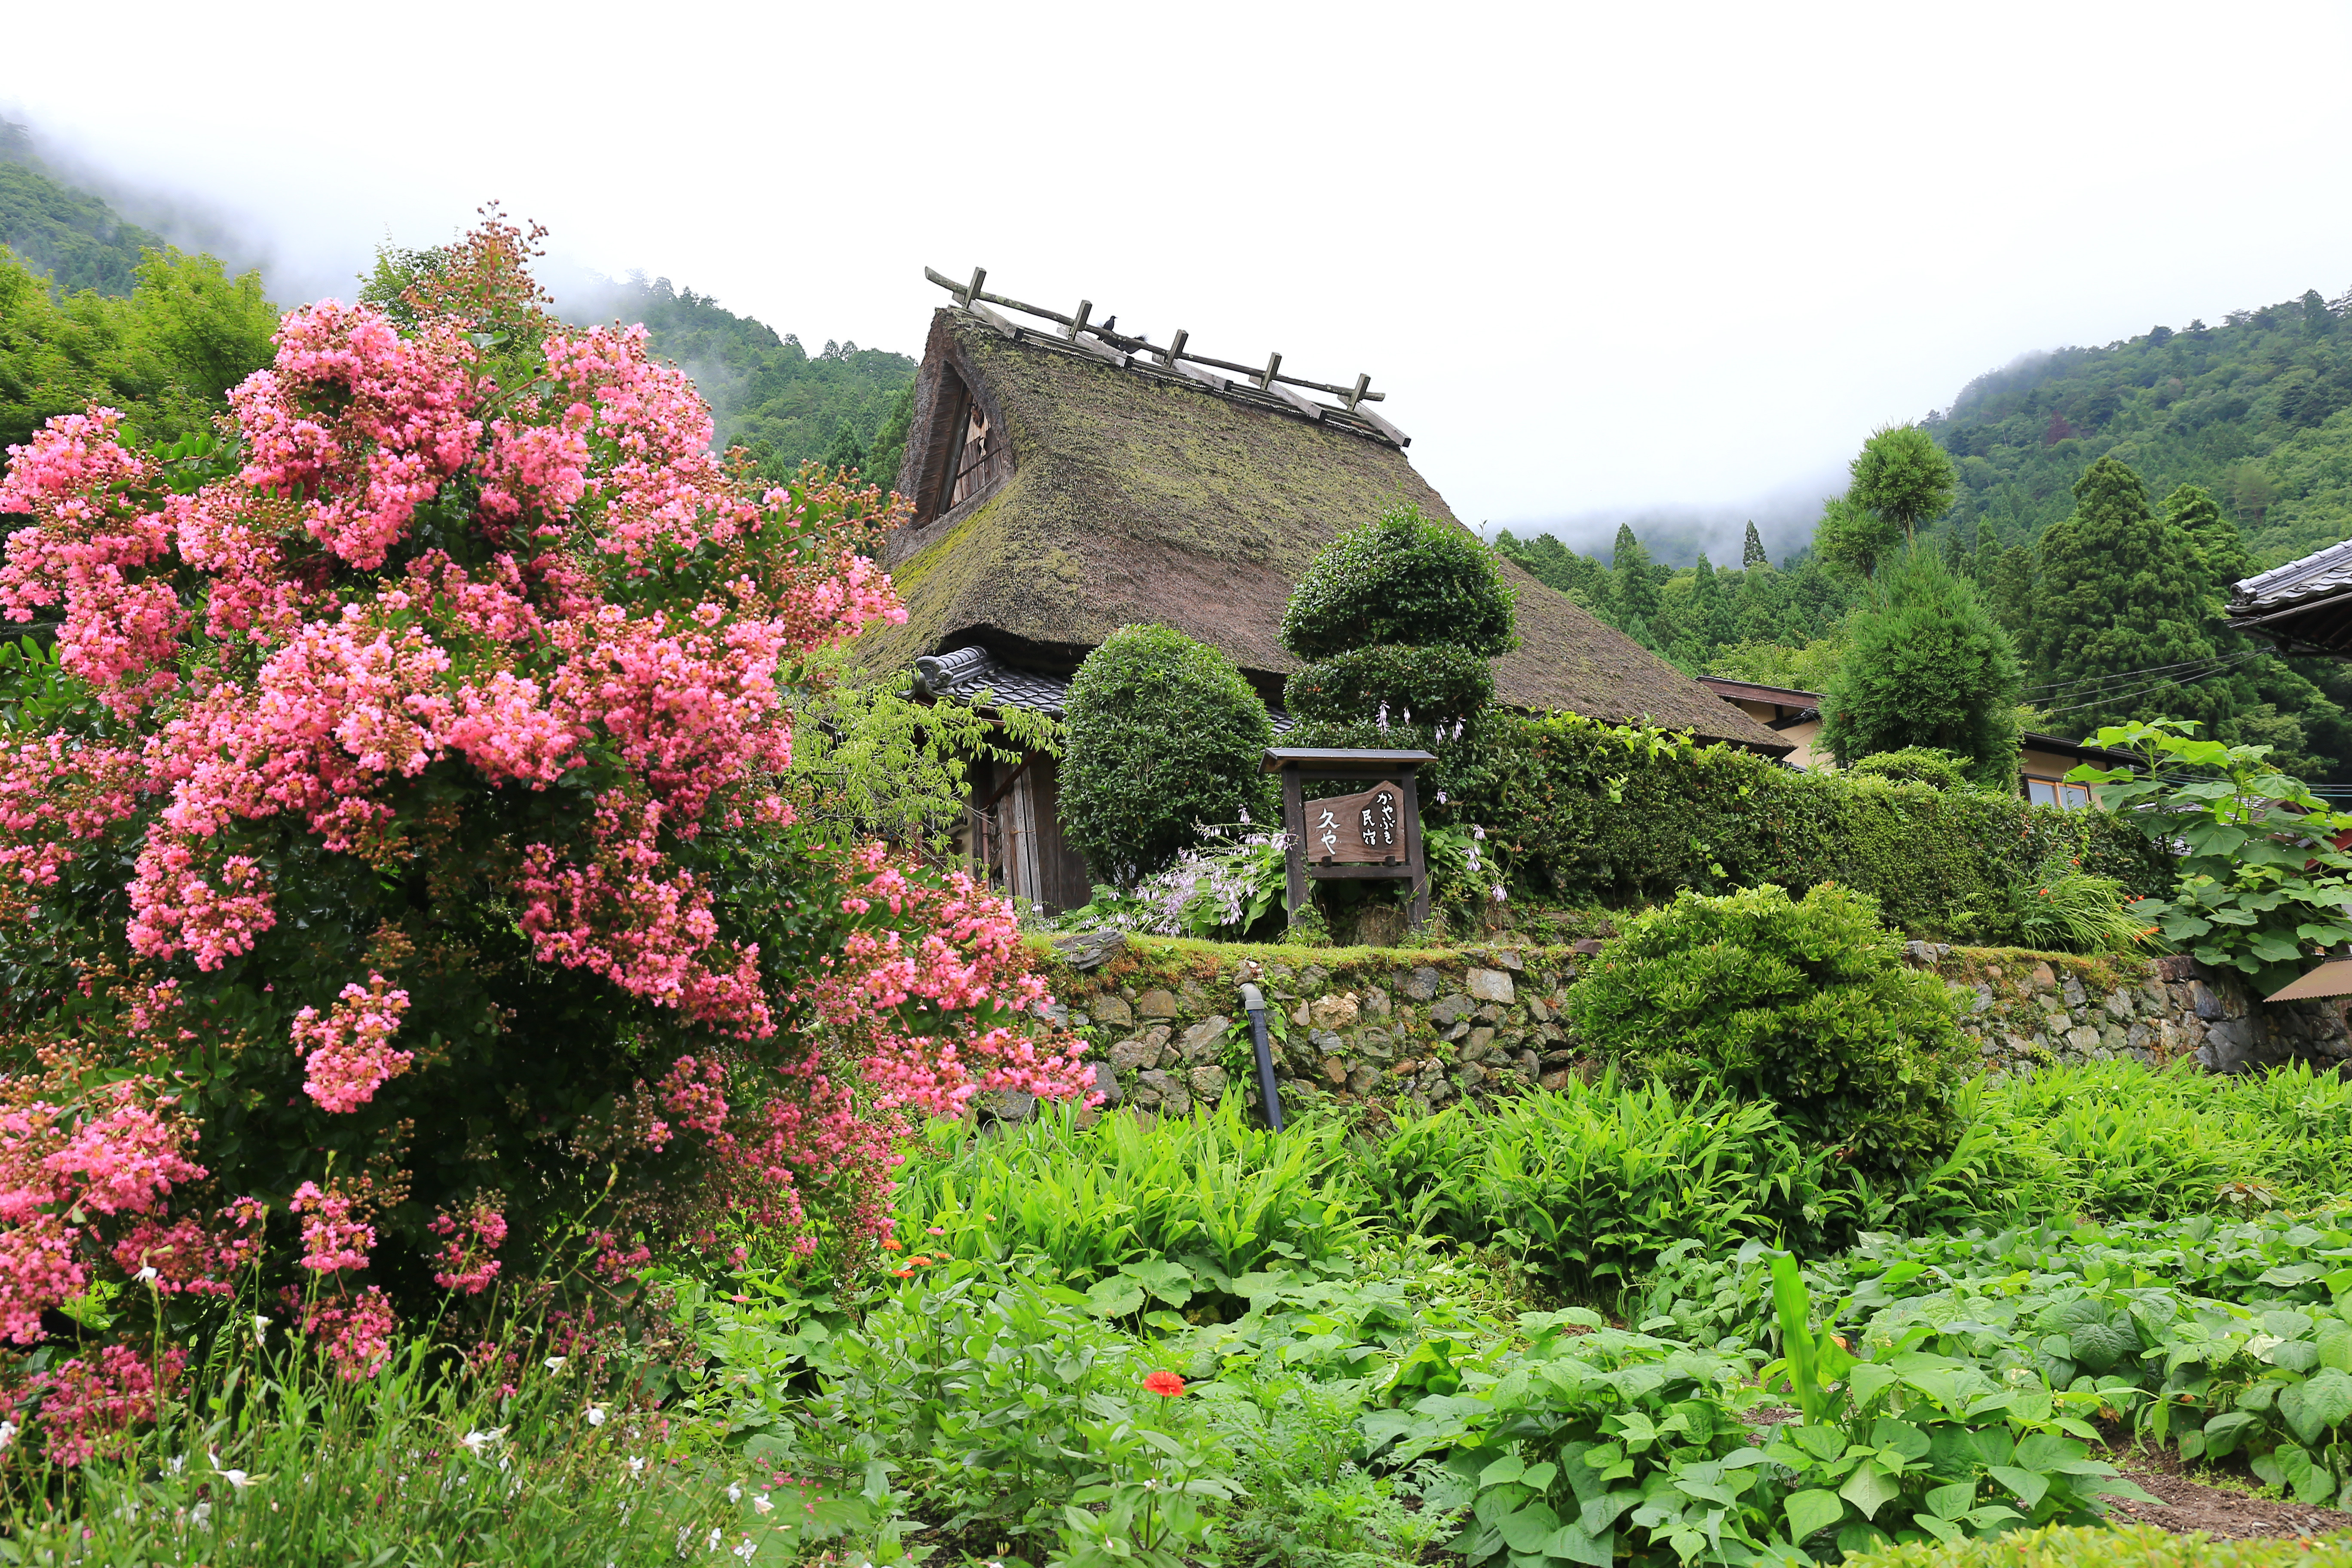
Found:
0,220 -> 1089,1440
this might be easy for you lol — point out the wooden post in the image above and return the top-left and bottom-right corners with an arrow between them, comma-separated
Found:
1259,350 -> 1283,389
1347,373 -> 1370,411
962,266 -> 986,307
1280,766 -> 1307,919
1403,767 -> 1430,931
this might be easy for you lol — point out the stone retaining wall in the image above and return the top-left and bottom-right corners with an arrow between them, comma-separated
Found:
1022,934 -> 2352,1122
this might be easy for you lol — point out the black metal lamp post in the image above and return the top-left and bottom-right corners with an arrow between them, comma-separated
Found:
1237,960 -> 1283,1132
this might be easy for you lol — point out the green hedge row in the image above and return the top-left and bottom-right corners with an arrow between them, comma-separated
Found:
1438,711 -> 2171,941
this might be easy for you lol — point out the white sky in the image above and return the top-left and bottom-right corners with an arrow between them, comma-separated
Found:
10,0 -> 2352,558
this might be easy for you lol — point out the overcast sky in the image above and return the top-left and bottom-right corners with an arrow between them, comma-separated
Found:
11,0 -> 2352,559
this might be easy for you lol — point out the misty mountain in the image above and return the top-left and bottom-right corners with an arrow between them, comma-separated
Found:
1924,289 -> 2352,571
559,275 -> 916,487
0,122 -> 166,296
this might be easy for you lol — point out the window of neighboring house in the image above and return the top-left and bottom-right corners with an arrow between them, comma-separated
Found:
2024,776 -> 2096,810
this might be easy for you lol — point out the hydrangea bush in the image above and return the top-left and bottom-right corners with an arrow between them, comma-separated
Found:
0,221 -> 1088,1421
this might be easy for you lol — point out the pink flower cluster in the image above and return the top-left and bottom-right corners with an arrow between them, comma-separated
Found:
21,1344 -> 186,1464
0,1079 -> 206,1342
300,1285 -> 395,1380
428,1200 -> 508,1295
294,973 -> 413,1113
291,1180 -> 375,1274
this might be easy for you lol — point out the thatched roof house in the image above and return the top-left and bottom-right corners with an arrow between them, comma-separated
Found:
867,295 -> 1786,911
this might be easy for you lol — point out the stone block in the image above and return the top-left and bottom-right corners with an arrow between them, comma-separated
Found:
1346,1063 -> 1380,1095
1137,1069 -> 1191,1116
1291,1001 -> 1312,1027
1974,986 -> 1995,1014
1136,989 -> 1179,1020
1299,965 -> 1331,989
1361,987 -> 1391,1019
1489,948 -> 1525,972
1357,1028 -> 1395,1060
1310,993 -> 1360,1029
1538,1069 -> 1575,1092
1109,1037 -> 1159,1071
1320,1055 -> 1349,1086
2061,977 -> 2088,1008
1527,996 -> 1554,1023
1446,1020 -> 1472,1042
1188,1066 -> 1228,1102
2104,990 -> 2133,1022
1091,994 -> 1134,1028
1466,967 -> 1517,1004
2191,983 -> 2225,1022
980,1089 -> 1036,1122
1311,1029 -> 1346,1053
1401,966 -> 1444,1002
2064,1025 -> 2101,1054
1464,1026 -> 1498,1056
1455,1062 -> 1487,1090
2030,963 -> 2057,990
1051,930 -> 1127,970
1177,1017 -> 1231,1062
1431,995 -> 1477,1028
1088,1061 -> 1122,1106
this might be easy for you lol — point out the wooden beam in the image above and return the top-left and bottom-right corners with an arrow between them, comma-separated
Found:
966,300 -> 1020,339
1260,378 -> 1327,422
1067,332 -> 1129,369
962,265 -> 986,306
1257,351 -> 1283,389
1174,359 -> 1231,393
1351,404 -> 1411,447
1347,373 -> 1370,411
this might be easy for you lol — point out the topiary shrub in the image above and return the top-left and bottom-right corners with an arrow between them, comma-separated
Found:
1061,624 -> 1274,884
1282,643 -> 1494,726
1279,503 -> 1517,659
1565,882 -> 1967,1178
1847,746 -> 1972,790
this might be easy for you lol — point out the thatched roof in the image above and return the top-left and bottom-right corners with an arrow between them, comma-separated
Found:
858,307 -> 1786,753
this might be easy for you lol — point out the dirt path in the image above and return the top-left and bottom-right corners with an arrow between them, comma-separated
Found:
2108,1445 -> 2352,1541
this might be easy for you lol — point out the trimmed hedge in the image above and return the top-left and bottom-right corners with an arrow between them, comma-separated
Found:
1282,643 -> 1494,726
1443,711 -> 2171,941
1279,503 -> 1517,659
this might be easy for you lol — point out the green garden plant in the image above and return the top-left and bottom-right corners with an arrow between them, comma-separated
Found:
1846,747 -> 1973,790
2070,718 -> 2352,992
1061,624 -> 1276,883
1566,882 -> 1969,1177
2005,854 -> 2156,955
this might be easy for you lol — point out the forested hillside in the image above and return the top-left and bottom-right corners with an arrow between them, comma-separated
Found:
1927,288 -> 2352,571
1,125 -> 918,486
0,122 -> 165,296
578,276 -> 916,486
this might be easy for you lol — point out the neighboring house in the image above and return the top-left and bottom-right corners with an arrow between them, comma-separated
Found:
2230,539 -> 2352,655
1696,677 -> 2138,806
858,275 -> 1789,912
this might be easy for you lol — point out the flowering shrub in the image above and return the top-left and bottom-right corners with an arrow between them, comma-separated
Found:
0,220 -> 1088,1410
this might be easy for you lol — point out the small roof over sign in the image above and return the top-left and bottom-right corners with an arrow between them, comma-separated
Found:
1264,747 -> 1439,772
2265,959 -> 2352,1003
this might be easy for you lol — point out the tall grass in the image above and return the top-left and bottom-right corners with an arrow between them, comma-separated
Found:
893,1097 -> 1369,1286
1361,1067 -> 1850,1302
1,1337 -> 775,1566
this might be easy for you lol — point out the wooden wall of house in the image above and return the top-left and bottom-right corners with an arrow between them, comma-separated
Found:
975,752 -> 1095,916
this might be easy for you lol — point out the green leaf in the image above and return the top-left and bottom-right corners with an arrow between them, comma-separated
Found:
1084,1277 -> 1145,1317
1840,1460 -> 1899,1520
1926,1481 -> 1976,1520
1989,1465 -> 2049,1510
1539,1523 -> 1611,1567
1498,1500 -> 1562,1552
1848,1363 -> 1899,1408
2279,1367 -> 2352,1446
1482,1455 -> 1529,1488
1784,1488 -> 1846,1543
1788,1423 -> 1847,1461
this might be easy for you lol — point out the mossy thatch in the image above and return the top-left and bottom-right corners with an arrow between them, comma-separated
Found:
859,308 -> 1785,751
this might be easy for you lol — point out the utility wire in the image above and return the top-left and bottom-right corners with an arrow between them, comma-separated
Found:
2022,649 -> 2263,697
2034,666 -> 2233,720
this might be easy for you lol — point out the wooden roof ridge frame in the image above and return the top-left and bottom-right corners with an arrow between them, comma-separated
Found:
922,266 -> 1411,447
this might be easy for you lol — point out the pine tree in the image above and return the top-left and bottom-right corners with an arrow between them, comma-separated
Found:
1819,545 -> 2023,782
1742,521 -> 1768,570
1610,523 -> 1662,626
2165,483 -> 2249,610
1816,495 -> 1902,579
1848,423 -> 1958,541
2030,457 -> 2218,736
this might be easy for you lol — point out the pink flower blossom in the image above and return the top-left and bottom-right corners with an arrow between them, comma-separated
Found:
293,973 -> 413,1113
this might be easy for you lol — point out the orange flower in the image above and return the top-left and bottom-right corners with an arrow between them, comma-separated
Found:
880,1238 -> 903,1251
1143,1370 -> 1186,1398
909,1256 -> 933,1267
892,1268 -> 913,1278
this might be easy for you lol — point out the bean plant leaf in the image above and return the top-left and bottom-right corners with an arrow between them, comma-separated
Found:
1926,1480 -> 1977,1520
1988,1465 -> 2049,1510
1840,1459 -> 1899,1520
1784,1488 -> 1846,1542
1498,1500 -> 1562,1552
2279,1368 -> 2352,1446
1541,1522 -> 1612,1567
1084,1277 -> 1145,1317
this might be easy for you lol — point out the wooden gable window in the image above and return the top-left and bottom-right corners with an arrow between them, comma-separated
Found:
946,387 -> 1009,509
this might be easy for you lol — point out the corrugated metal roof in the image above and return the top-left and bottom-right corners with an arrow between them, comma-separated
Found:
2235,536 -> 2352,613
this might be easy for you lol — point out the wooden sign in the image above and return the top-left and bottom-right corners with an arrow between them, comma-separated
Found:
1265,746 -> 1438,932
1304,781 -> 1407,864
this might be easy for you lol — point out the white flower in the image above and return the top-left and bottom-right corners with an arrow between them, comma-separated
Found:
627,1455 -> 646,1474
208,1451 -> 259,1489
190,1501 -> 212,1529
253,1314 -> 271,1345
726,1483 -> 741,1503
0,1421 -> 15,1452
587,1405 -> 607,1427
165,1453 -> 184,1475
706,1526 -> 723,1550
543,1356 -> 567,1373
1491,885 -> 1507,902
135,1265 -> 159,1285
1471,825 -> 1485,840
752,1493 -> 774,1515
734,1540 -> 757,1562
459,1428 -> 505,1456
1436,790 -> 1448,804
